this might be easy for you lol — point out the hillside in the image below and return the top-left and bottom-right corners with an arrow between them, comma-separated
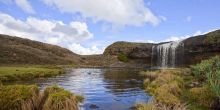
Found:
0,29 -> 220,67
0,34 -> 80,65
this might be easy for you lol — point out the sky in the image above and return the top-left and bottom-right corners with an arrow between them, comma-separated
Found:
0,0 -> 220,55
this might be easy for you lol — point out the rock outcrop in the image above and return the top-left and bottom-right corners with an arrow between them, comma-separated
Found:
103,29 -> 220,68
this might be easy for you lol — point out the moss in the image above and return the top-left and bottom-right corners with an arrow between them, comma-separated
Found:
0,66 -> 65,82
117,53 -> 128,62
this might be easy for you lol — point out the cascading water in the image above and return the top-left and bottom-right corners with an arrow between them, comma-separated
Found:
151,40 -> 184,68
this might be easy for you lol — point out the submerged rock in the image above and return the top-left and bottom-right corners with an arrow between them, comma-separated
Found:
89,104 -> 99,109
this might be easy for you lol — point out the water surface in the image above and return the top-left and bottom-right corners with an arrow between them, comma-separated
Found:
16,68 -> 151,110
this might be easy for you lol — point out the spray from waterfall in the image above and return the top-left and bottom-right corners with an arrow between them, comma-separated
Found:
151,40 -> 184,68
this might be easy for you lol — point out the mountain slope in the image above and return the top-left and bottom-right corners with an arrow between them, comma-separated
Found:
0,34 -> 80,65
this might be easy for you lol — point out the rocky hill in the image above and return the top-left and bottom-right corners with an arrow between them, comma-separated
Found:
103,29 -> 220,68
0,34 -> 80,65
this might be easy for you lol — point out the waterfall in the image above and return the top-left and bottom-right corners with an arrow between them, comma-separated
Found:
151,40 -> 184,68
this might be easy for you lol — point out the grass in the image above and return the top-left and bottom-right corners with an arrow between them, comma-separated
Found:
43,85 -> 84,110
138,68 -> 216,110
0,85 -> 39,110
0,85 -> 83,110
0,66 -> 65,82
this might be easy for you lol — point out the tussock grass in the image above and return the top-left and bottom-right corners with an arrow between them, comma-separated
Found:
0,85 -> 83,110
0,66 -> 65,82
140,64 -> 218,110
136,101 -> 188,110
0,85 -> 39,110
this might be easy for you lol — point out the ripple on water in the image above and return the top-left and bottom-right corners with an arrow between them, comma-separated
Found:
17,68 -> 152,110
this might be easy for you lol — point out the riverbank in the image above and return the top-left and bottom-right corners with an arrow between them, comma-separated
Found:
137,56 -> 220,110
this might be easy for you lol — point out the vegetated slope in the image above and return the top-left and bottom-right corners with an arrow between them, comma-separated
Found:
0,34 -> 80,65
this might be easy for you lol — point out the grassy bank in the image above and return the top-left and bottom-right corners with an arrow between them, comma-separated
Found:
137,56 -> 220,110
0,85 -> 83,110
0,66 -> 66,82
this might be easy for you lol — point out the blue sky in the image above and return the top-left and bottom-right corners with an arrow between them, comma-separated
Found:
0,0 -> 220,55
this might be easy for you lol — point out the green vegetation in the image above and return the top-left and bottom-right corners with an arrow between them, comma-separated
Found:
0,85 -> 83,110
138,56 -> 220,110
0,85 -> 39,110
118,53 -> 128,62
43,85 -> 84,110
191,56 -> 220,97
0,66 -> 65,82
138,69 -> 188,110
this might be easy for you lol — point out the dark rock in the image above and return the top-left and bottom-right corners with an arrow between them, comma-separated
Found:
89,104 -> 99,109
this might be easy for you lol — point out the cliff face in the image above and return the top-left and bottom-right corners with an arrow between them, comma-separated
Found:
183,30 -> 220,66
103,29 -> 220,68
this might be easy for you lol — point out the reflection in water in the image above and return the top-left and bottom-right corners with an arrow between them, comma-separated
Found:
14,68 -> 151,110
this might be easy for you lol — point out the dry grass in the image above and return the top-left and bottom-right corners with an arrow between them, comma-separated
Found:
0,85 -> 83,110
136,100 -> 188,110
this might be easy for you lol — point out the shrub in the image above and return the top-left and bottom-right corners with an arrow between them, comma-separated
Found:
191,56 -> 220,98
117,53 -> 128,62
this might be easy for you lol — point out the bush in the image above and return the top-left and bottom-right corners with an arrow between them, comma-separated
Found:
117,53 -> 128,62
191,56 -> 220,98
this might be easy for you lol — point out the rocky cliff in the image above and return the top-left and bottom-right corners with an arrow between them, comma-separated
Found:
103,29 -> 220,68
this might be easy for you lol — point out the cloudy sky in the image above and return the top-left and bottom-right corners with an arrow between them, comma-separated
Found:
0,0 -> 220,55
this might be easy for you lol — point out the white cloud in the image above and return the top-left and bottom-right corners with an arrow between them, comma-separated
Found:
42,0 -> 160,26
144,30 -> 207,43
68,43 -> 105,55
186,16 -> 192,22
0,12 -> 99,55
15,0 -> 35,14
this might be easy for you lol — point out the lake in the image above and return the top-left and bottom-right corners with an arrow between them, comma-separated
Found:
14,68 -> 151,110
